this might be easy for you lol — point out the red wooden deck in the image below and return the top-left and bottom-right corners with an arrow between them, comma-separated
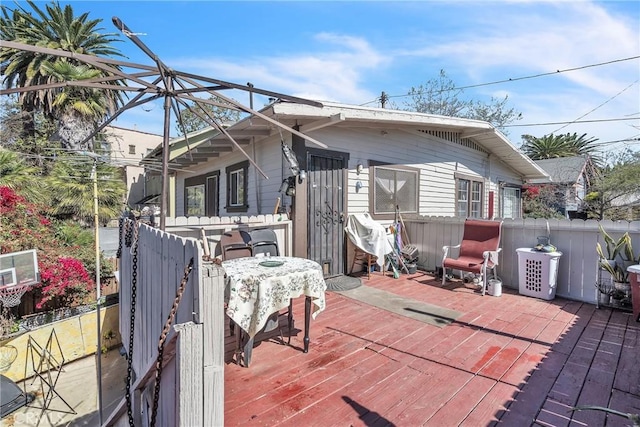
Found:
223,271 -> 640,426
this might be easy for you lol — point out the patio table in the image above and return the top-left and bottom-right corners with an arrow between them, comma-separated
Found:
223,256 -> 327,366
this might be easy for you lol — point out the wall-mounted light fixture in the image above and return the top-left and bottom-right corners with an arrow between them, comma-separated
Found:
355,180 -> 363,192
298,169 -> 307,183
285,176 -> 296,197
356,163 -> 363,175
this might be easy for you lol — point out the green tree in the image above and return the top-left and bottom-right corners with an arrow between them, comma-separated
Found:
0,186 -> 99,312
522,185 -> 565,219
175,95 -> 242,135
583,151 -> 640,220
403,70 -> 522,134
0,148 -> 42,201
520,132 -> 601,163
43,61 -> 115,150
1,96 -> 61,174
0,0 -> 125,139
46,155 -> 126,225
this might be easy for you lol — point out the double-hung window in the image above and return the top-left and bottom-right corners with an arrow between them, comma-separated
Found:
370,164 -> 418,217
456,174 -> 483,218
226,161 -> 248,213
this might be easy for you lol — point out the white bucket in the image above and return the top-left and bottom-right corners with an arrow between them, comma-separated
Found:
487,279 -> 502,297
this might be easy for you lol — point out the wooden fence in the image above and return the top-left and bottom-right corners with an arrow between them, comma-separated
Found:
403,217 -> 640,304
106,214 -> 639,424
107,222 -> 226,426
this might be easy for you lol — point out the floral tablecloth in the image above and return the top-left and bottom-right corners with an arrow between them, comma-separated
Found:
223,256 -> 327,338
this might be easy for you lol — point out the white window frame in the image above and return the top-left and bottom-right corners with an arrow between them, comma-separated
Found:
455,174 -> 484,218
370,164 -> 419,218
501,186 -> 522,219
225,161 -> 248,213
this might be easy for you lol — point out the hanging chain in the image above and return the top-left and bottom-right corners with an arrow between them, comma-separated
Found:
116,217 -> 124,259
124,220 -> 132,248
125,219 -> 139,427
150,257 -> 194,427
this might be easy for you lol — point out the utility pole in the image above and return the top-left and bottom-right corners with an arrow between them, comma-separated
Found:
92,159 -> 103,425
380,91 -> 388,108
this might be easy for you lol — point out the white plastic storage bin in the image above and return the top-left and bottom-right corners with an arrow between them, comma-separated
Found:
516,248 -> 562,300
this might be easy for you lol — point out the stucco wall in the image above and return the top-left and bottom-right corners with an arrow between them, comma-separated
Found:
1,304 -> 121,382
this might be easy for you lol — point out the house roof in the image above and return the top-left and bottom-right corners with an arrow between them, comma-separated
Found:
149,101 -> 550,181
533,156 -> 589,184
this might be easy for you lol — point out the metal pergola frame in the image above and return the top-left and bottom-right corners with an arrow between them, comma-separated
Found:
1,16 -> 326,230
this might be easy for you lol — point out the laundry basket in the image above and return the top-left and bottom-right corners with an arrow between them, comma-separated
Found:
516,248 -> 562,300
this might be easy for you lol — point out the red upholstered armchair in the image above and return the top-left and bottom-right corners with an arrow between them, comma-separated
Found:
441,219 -> 503,295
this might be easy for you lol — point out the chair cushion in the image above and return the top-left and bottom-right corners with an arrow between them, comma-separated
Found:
443,256 -> 484,273
458,220 -> 501,260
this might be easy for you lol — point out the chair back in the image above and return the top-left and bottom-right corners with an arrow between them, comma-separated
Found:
458,219 -> 502,260
249,228 -> 279,257
221,230 -> 252,260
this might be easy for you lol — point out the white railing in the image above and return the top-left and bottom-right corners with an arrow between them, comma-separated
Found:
110,222 -> 225,426
403,217 -> 640,304
166,214 -> 293,258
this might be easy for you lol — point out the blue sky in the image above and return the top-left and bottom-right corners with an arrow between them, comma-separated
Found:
27,1 -> 640,154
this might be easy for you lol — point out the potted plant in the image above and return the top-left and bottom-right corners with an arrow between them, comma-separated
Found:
599,261 -> 629,287
617,232 -> 638,270
596,225 -> 627,269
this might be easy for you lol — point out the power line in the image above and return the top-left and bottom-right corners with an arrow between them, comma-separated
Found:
504,117 -> 638,127
362,55 -> 640,105
550,80 -> 639,134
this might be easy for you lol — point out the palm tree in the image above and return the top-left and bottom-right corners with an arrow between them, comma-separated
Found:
46,155 -> 126,225
521,133 -> 601,163
0,148 -> 43,202
44,61 -> 114,150
0,0 -> 124,137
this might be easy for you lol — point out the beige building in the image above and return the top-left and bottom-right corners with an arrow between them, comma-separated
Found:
102,126 -> 163,208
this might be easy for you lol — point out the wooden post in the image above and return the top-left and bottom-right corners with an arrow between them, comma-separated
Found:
200,262 -> 226,426
175,322 -> 204,426
273,197 -> 281,215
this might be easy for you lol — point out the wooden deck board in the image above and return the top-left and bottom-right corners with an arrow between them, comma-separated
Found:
224,272 -> 640,426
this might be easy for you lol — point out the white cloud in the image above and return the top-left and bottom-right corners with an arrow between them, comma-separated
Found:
400,2 -> 638,94
114,1 -> 638,147
174,33 -> 387,104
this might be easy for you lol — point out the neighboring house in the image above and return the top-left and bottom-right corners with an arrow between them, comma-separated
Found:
144,101 -> 549,276
101,125 -> 163,208
532,155 -> 595,219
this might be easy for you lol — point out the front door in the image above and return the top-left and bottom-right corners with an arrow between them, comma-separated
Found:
307,149 -> 348,278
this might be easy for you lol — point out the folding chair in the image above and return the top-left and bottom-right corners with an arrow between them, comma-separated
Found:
442,219 -> 503,295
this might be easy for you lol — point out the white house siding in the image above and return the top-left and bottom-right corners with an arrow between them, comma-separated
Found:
173,122 -> 528,220
310,126 -> 524,219
175,135 -> 295,217
486,155 -> 528,218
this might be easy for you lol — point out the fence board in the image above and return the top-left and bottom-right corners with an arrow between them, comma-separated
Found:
176,322 -> 203,425
404,217 -> 640,305
117,221 -> 226,426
